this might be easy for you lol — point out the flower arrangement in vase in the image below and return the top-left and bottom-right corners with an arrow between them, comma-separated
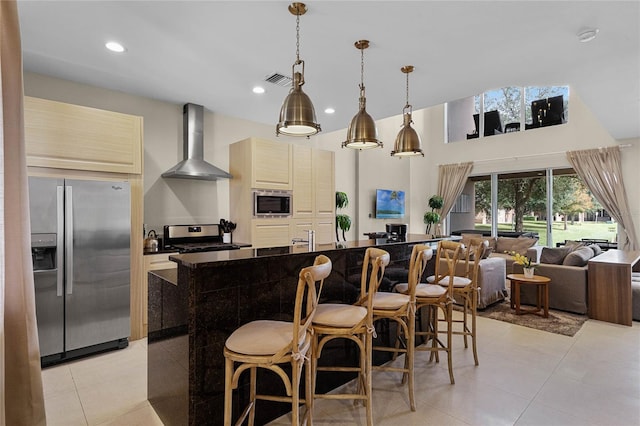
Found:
508,251 -> 536,278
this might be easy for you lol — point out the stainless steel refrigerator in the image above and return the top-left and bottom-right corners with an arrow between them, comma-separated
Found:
29,177 -> 131,365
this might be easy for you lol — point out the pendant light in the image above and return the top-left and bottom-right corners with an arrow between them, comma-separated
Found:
342,40 -> 383,150
391,65 -> 424,157
276,2 -> 321,138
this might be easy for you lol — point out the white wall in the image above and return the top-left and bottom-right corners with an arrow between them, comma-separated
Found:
24,73 -> 639,245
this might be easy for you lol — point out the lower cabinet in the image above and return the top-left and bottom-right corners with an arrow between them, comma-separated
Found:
252,219 -> 335,249
143,253 -> 177,336
251,219 -> 292,248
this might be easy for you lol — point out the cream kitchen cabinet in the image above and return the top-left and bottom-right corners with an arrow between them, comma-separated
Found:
251,219 -> 292,248
230,138 -> 334,248
230,137 -> 292,191
24,96 -> 143,174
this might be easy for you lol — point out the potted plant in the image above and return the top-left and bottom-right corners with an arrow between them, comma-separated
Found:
423,195 -> 443,236
219,218 -> 236,243
335,191 -> 352,242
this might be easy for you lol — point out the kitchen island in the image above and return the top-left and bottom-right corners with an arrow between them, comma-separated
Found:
148,234 -> 445,425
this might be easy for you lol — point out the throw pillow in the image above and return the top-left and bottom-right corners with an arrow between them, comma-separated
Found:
563,246 -> 595,267
564,240 -> 586,250
587,244 -> 603,257
540,246 -> 573,264
496,236 -> 537,256
461,233 -> 496,251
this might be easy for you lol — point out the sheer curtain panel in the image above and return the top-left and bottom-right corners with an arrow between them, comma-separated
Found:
567,146 -> 638,251
1,1 -> 47,424
437,162 -> 474,234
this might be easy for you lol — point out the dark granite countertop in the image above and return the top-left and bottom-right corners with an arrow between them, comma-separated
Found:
169,234 -> 445,268
148,268 -> 177,285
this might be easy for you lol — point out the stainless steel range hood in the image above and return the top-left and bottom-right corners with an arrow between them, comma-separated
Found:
162,103 -> 232,181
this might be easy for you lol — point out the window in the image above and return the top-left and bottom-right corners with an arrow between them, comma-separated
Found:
453,168 -> 614,247
446,86 -> 568,143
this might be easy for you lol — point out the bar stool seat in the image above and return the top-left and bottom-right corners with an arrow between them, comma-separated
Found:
313,304 -> 367,328
397,282 -> 446,298
372,292 -> 410,309
226,320 -> 307,355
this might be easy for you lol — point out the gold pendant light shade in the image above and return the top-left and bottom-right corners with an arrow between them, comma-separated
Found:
392,112 -> 423,156
391,65 -> 423,157
277,71 -> 321,136
343,40 -> 382,150
342,92 -> 383,149
276,3 -> 321,138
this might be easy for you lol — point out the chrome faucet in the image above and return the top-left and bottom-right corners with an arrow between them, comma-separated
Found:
292,230 -> 315,250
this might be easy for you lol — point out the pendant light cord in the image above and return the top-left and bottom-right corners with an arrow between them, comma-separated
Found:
295,12 -> 301,64
359,46 -> 365,96
405,72 -> 411,108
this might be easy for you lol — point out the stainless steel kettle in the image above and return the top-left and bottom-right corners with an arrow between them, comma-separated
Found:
144,230 -> 159,251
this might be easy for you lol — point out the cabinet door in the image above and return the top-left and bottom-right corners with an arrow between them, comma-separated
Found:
252,219 -> 291,248
291,219 -> 315,241
314,218 -> 335,245
24,97 -> 142,174
292,145 -> 313,218
252,139 -> 292,190
314,149 -> 335,218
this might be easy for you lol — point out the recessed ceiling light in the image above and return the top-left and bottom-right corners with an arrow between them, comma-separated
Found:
324,107 -> 335,114
577,28 -> 599,43
105,41 -> 126,53
252,86 -> 265,94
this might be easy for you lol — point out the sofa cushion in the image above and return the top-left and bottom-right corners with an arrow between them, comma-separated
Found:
461,233 -> 496,251
562,246 -> 595,267
540,246 -> 573,264
587,243 -> 603,257
495,236 -> 537,256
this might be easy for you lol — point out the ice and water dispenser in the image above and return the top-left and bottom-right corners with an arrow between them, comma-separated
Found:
31,233 -> 57,271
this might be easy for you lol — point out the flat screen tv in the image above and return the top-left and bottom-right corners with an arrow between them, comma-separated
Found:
375,189 -> 405,219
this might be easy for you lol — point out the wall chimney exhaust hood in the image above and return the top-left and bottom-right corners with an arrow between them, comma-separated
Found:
162,103 -> 232,181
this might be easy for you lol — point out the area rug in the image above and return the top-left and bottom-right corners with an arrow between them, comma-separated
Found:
466,301 -> 587,337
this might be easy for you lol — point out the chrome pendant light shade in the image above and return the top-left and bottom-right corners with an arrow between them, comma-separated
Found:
276,3 -> 321,138
391,65 -> 423,157
342,40 -> 382,150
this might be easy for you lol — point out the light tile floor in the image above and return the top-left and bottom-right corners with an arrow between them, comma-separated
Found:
42,314 -> 640,425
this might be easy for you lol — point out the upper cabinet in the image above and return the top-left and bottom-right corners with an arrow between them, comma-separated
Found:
24,96 -> 143,174
230,137 -> 292,190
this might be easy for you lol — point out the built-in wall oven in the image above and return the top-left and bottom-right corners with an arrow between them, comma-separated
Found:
253,190 -> 292,218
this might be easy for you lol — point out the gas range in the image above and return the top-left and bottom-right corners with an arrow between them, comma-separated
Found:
163,224 -> 240,253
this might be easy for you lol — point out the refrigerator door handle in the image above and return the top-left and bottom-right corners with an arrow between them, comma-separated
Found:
65,185 -> 74,295
56,186 -> 64,297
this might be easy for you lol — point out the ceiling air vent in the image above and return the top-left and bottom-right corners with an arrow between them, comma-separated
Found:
264,72 -> 293,87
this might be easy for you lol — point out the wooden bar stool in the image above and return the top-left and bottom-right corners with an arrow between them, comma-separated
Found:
311,247 -> 390,426
383,244 -> 433,411
223,255 -> 332,426
420,240 -> 463,384
445,237 -> 486,366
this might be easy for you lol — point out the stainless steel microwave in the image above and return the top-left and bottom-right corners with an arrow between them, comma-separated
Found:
253,190 -> 292,218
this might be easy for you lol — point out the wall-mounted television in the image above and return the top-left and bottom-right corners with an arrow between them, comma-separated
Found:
375,189 -> 405,219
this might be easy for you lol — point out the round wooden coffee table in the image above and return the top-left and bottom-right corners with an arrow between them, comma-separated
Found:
507,273 -> 551,318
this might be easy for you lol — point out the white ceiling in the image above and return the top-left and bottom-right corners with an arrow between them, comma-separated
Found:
16,1 -> 640,140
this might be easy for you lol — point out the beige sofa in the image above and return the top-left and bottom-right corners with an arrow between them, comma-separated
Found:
512,244 -> 604,315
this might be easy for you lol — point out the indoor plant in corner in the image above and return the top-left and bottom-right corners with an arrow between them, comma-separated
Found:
335,191 -> 351,243
423,195 -> 443,236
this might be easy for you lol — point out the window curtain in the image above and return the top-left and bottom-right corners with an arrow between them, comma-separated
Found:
567,147 -> 638,251
437,162 -> 474,234
1,1 -> 47,424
